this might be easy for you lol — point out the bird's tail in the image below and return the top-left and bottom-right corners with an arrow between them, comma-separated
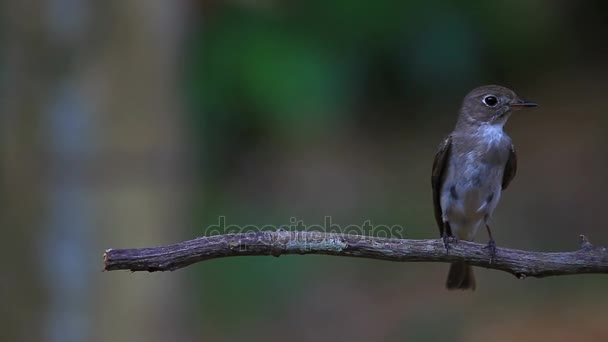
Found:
446,262 -> 476,290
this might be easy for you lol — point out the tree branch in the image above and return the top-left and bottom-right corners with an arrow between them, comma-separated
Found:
103,231 -> 608,278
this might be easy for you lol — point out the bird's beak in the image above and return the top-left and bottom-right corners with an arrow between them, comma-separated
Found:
510,98 -> 538,110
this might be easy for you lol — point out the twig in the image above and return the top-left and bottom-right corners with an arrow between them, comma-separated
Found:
103,231 -> 608,278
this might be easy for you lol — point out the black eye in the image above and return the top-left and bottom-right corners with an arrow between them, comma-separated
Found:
483,95 -> 498,107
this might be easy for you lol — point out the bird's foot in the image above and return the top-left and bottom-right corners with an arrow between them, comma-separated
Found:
483,239 -> 497,263
442,233 -> 458,253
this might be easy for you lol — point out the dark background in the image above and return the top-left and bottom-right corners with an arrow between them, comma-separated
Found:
2,1 -> 608,341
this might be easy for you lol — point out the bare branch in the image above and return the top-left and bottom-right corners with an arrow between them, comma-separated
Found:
103,231 -> 608,278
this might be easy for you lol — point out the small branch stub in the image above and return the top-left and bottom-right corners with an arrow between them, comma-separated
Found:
103,231 -> 608,279
580,235 -> 593,249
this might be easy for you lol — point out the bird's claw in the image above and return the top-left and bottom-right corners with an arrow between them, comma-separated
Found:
483,239 -> 497,263
442,233 -> 458,253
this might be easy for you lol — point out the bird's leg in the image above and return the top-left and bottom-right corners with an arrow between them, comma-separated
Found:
482,222 -> 497,262
442,229 -> 450,252
442,221 -> 456,253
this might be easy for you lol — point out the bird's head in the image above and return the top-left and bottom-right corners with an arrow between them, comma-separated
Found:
460,85 -> 537,126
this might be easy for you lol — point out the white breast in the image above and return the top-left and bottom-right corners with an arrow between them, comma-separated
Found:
441,123 -> 508,240
475,123 -> 504,148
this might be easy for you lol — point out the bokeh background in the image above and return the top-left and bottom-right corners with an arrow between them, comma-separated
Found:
3,1 -> 608,341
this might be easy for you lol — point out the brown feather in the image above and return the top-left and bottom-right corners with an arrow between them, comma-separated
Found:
446,262 -> 476,290
431,136 -> 452,236
502,144 -> 517,190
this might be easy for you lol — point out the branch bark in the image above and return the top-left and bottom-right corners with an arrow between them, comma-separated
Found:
103,232 -> 608,278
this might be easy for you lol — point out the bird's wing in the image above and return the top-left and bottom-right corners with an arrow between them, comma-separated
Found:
502,144 -> 517,190
431,135 -> 452,236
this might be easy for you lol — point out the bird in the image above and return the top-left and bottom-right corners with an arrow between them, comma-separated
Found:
431,85 -> 537,290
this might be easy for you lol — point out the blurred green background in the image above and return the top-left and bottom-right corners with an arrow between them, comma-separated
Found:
2,1 -> 608,341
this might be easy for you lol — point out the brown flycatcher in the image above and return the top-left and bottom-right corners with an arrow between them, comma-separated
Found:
432,85 -> 537,290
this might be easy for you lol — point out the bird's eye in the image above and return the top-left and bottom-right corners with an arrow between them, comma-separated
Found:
483,95 -> 498,107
